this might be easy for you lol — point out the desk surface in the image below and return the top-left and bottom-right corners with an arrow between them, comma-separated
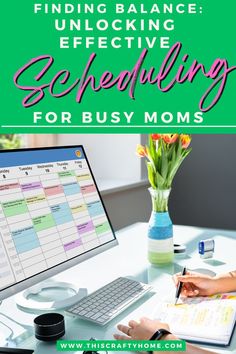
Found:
1,223 -> 236,354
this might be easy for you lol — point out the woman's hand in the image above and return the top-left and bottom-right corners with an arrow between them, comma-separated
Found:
113,317 -> 173,340
114,317 -> 217,354
173,271 -> 218,297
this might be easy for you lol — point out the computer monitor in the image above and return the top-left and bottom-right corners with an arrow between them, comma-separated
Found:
0,146 -> 118,303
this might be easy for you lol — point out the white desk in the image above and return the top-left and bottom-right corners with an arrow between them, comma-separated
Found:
1,223 -> 236,354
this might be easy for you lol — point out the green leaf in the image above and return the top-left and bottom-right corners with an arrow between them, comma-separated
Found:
146,161 -> 157,189
161,144 -> 168,180
146,146 -> 156,172
167,143 -> 175,160
182,148 -> 192,158
156,138 -> 163,173
148,135 -> 157,167
167,147 -> 176,177
149,134 -> 155,153
155,169 -> 165,188
176,138 -> 182,159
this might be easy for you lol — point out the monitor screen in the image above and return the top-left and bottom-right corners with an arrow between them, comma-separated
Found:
0,146 -> 117,300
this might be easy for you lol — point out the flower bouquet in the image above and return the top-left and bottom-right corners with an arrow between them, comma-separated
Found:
136,134 -> 192,265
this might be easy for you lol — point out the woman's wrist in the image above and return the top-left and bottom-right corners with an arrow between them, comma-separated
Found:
213,273 -> 236,293
211,276 -> 223,293
160,333 -> 177,341
149,328 -> 174,341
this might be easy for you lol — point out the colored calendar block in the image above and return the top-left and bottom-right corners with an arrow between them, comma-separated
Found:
64,238 -> 82,251
44,185 -> 64,197
81,184 -> 96,194
95,222 -> 111,235
21,182 -> 42,191
51,202 -> 73,225
26,194 -> 46,204
77,173 -> 91,182
58,171 -> 75,178
2,199 -> 28,217
77,221 -> 94,234
63,182 -> 80,196
33,214 -> 56,232
87,201 -> 104,217
0,182 -> 20,191
12,226 -> 40,254
71,204 -> 87,213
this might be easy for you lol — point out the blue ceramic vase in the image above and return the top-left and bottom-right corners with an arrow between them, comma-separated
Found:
148,188 -> 174,265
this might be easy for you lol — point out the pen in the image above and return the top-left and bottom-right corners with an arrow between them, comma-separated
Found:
175,266 -> 187,305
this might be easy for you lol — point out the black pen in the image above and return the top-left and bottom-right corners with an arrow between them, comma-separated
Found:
175,266 -> 187,305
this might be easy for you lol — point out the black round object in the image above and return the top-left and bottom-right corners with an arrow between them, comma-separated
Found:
34,313 -> 65,341
174,243 -> 186,254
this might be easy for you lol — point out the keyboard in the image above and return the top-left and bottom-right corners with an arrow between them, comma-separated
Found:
66,277 -> 152,325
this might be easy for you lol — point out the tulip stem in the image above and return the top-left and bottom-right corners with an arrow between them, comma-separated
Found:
149,188 -> 170,212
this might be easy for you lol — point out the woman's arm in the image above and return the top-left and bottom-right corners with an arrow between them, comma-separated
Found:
173,270 -> 236,296
213,270 -> 236,293
114,318 -> 217,354
154,333 -> 217,354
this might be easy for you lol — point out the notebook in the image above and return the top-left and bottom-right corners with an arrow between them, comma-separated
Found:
153,294 -> 236,346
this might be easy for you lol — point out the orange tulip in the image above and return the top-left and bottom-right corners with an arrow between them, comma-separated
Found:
180,134 -> 191,149
162,134 -> 178,144
136,144 -> 147,157
151,134 -> 161,141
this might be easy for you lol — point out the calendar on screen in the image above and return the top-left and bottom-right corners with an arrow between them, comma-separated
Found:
0,147 -> 115,291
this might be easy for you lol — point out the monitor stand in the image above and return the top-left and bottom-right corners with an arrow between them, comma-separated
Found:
15,280 -> 88,312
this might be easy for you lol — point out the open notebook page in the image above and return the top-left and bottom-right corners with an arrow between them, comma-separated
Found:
153,294 -> 236,345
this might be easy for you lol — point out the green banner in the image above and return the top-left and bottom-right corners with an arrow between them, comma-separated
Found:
1,0 -> 236,132
57,340 -> 186,352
